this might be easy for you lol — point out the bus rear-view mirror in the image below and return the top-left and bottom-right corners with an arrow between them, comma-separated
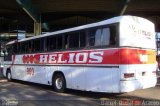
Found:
0,50 -> 8,57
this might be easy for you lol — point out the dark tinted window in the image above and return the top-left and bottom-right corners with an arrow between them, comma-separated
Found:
32,39 -> 41,52
109,26 -> 116,45
17,43 -> 20,53
64,34 -> 69,49
79,31 -> 86,48
28,41 -> 32,53
57,35 -> 63,49
13,44 -> 17,54
40,38 -> 45,52
69,32 -> 79,48
20,42 -> 26,53
47,36 -> 56,51
17,38 -> 44,54
24,41 -> 32,53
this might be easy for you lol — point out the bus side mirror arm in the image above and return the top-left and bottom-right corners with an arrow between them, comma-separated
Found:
0,50 -> 8,57
4,50 -> 8,56
0,50 -> 4,57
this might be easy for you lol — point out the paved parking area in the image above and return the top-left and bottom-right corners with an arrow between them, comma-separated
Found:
0,80 -> 160,106
0,81 -> 100,106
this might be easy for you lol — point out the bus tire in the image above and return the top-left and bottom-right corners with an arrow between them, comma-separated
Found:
6,70 -> 12,81
53,73 -> 66,93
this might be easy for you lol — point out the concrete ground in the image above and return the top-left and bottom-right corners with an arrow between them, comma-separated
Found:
0,81 -> 99,106
0,80 -> 160,106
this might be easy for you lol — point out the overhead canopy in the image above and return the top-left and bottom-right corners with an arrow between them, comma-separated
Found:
0,0 -> 160,32
16,0 -> 41,23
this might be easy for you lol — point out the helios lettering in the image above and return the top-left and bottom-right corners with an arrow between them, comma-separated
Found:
22,51 -> 104,64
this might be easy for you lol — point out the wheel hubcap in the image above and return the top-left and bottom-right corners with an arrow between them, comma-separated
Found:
55,78 -> 63,89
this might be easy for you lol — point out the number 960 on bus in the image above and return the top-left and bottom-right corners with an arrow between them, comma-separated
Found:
26,68 -> 34,76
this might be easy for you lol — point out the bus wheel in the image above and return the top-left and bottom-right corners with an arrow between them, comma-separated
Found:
53,73 -> 66,93
6,71 -> 12,81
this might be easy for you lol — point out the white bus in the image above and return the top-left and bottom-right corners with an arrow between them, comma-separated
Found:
2,16 -> 157,93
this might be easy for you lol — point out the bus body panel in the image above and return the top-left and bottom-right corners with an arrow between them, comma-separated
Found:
118,16 -> 157,92
119,16 -> 156,49
6,49 -> 121,92
34,66 -> 119,92
119,64 -> 157,92
4,47 -> 157,93
120,76 -> 157,92
85,67 -> 120,92
6,63 -> 120,92
1,16 -> 157,93
119,48 -> 156,92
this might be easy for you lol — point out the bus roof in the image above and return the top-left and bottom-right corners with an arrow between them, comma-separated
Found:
6,15 -> 148,45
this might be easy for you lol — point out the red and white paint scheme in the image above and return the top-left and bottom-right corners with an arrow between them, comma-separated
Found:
2,16 -> 157,93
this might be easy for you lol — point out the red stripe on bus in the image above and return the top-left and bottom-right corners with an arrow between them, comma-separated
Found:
119,49 -> 156,64
21,48 -> 156,65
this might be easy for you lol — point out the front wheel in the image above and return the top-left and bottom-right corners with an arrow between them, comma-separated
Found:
6,71 -> 12,81
53,73 -> 66,93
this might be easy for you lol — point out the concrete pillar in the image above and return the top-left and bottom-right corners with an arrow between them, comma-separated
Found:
16,0 -> 42,36
0,57 -> 4,78
34,22 -> 41,36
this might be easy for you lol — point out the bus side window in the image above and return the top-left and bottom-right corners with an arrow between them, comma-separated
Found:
47,36 -> 56,51
101,28 -> 110,46
20,42 -> 25,53
33,39 -> 41,52
64,34 -> 68,49
88,29 -> 96,46
57,35 -> 63,50
88,26 -> 116,47
28,41 -> 32,53
79,31 -> 86,48
13,44 -> 17,54
109,26 -> 116,45
69,32 -> 79,49
95,29 -> 101,46
40,38 -> 45,52
24,41 -> 29,53
46,37 -> 50,51
23,41 -> 33,53
88,28 -> 102,47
